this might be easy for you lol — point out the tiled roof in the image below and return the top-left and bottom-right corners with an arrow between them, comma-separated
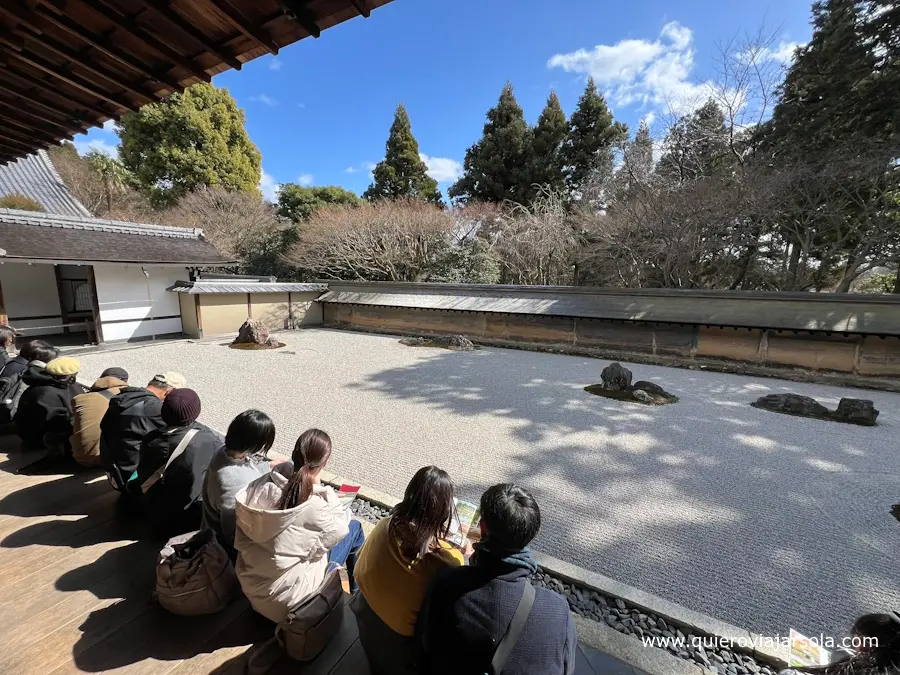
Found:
0,210 -> 234,265
0,151 -> 92,217
168,281 -> 328,294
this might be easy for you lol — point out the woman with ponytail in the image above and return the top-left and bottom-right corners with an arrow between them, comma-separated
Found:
233,428 -> 364,623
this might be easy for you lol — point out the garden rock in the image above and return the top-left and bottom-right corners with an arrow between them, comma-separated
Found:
601,362 -> 633,391
752,393 -> 879,426
399,334 -> 476,351
833,398 -> 879,426
234,318 -> 269,345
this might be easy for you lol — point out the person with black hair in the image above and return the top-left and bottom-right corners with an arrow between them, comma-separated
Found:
419,483 -> 576,675
779,612 -> 900,675
202,409 -> 279,555
0,339 -> 59,427
0,325 -> 17,371
352,466 -> 465,675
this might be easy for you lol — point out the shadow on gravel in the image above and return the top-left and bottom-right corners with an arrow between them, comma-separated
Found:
347,346 -> 900,640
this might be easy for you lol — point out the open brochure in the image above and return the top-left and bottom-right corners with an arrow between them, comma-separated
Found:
446,498 -> 480,548
336,484 -> 360,509
789,629 -> 830,667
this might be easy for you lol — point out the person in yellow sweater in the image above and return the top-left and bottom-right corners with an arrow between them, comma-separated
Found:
352,466 -> 465,675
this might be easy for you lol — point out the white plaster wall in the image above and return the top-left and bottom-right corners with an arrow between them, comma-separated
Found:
0,262 -> 64,335
93,265 -> 186,341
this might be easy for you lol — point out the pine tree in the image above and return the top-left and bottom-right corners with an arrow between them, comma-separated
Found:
449,83 -> 531,204
526,91 -> 568,199
657,100 -> 730,182
563,78 -> 627,193
621,120 -> 654,185
364,104 -> 441,204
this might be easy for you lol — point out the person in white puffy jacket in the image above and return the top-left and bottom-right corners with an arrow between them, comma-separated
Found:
233,428 -> 364,623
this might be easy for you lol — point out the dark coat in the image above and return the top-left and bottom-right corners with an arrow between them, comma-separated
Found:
127,422 -> 223,538
14,365 -> 86,450
99,387 -> 166,488
0,355 -> 28,379
419,553 -> 577,675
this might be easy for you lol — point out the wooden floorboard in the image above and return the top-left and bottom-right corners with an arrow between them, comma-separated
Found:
0,437 -> 376,675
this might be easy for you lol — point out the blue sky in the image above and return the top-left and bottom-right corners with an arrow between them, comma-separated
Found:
76,0 -> 816,201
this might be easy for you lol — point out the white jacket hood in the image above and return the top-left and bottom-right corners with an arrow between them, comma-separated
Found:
234,470 -> 350,623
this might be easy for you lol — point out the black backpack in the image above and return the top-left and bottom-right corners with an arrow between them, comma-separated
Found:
0,363 -> 25,424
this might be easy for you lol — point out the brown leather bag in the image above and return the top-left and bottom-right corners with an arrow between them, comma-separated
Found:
155,529 -> 238,616
246,566 -> 348,673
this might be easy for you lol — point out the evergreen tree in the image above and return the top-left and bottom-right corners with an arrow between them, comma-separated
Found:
563,78 -> 627,193
620,120 -> 654,185
527,91 -> 568,199
278,184 -> 360,223
657,100 -> 730,182
449,83 -> 531,204
118,83 -> 261,207
363,104 -> 441,205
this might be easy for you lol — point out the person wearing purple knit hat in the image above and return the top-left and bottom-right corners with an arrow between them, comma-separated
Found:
127,388 -> 223,537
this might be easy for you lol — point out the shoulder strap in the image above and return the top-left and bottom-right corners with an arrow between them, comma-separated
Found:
490,581 -> 535,675
141,428 -> 199,494
97,389 -> 116,400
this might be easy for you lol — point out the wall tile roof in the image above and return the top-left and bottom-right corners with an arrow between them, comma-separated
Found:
0,151 -> 92,217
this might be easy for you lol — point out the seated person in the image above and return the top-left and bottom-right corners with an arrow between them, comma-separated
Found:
15,356 -> 86,451
70,368 -> 129,468
1,340 -> 59,426
352,466 -> 464,675
100,371 -> 185,490
419,484 -> 577,675
0,325 -> 22,376
234,428 -> 365,623
778,613 -> 900,675
202,409 -> 278,557
126,388 -> 222,537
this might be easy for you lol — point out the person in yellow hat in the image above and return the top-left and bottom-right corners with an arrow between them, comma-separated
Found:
15,356 -> 87,451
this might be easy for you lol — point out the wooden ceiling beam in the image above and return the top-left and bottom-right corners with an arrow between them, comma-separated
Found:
278,1 -> 321,38
0,43 -> 136,113
0,138 -> 36,157
29,3 -> 181,92
0,18 -> 160,105
134,0 -> 242,70
0,131 -> 44,154
209,0 -> 280,55
80,0 -> 211,83
0,80 -> 89,132
349,0 -> 371,18
0,110 -> 69,143
0,68 -> 108,123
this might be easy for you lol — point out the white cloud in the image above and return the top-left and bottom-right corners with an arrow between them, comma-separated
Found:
419,153 -> 463,183
758,41 -> 802,64
297,103 -> 306,109
250,94 -> 278,106
297,173 -> 314,186
260,169 -> 279,201
268,57 -> 283,71
641,111 -> 656,127
345,162 -> 377,176
345,166 -> 359,174
74,138 -> 119,159
548,21 -> 712,114
101,119 -> 117,133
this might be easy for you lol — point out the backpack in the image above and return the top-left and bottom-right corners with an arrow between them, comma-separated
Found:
0,368 -> 25,425
155,529 -> 238,616
246,565 -> 349,673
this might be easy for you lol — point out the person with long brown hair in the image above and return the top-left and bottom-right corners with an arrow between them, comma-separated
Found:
351,466 -> 465,675
233,428 -> 363,623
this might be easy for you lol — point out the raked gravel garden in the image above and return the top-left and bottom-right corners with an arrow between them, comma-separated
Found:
77,328 -> 900,652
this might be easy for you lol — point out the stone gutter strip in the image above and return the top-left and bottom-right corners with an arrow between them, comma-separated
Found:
320,470 -> 789,674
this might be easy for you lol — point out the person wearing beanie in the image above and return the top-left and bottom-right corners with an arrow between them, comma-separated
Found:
99,372 -> 187,491
127,388 -> 223,537
70,367 -> 130,468
14,355 -> 87,451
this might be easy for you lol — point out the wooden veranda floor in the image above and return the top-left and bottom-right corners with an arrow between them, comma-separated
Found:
0,435 -> 369,675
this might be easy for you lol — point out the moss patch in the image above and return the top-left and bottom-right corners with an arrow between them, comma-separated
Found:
584,384 -> 678,405
229,341 -> 285,350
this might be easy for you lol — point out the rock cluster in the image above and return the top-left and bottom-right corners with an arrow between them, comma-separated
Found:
400,334 -> 476,351
752,393 -> 879,426
232,318 -> 284,349
586,362 -> 679,405
350,492 -> 770,675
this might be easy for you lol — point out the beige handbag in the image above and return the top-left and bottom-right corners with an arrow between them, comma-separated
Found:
155,529 -> 238,616
246,566 -> 349,673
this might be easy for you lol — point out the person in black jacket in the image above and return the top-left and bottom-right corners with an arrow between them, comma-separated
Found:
126,388 -> 222,537
99,371 -> 186,490
419,483 -> 577,675
15,356 -> 86,450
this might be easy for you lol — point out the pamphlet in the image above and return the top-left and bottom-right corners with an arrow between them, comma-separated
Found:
336,484 -> 360,509
446,498 -> 480,548
788,629 -> 830,667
